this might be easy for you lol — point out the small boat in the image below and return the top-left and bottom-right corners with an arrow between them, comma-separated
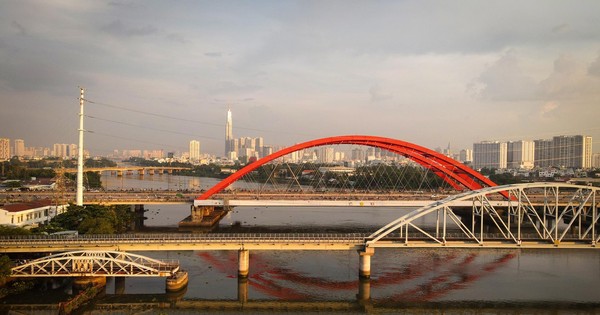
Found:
166,270 -> 188,292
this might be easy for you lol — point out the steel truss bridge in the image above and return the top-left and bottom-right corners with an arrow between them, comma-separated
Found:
10,250 -> 180,278
2,183 -> 600,251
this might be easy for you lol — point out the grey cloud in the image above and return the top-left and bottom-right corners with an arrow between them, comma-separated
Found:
588,53 -> 600,77
102,20 -> 158,37
204,52 -> 223,57
210,81 -> 262,95
552,23 -> 570,34
369,85 -> 393,103
165,33 -> 186,44
11,21 -> 27,35
538,54 -> 599,100
473,53 -> 537,101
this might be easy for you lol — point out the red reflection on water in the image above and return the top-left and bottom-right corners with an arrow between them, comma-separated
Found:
197,251 -> 516,301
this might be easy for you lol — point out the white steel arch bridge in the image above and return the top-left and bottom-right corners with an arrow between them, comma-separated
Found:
366,182 -> 600,248
10,250 -> 180,277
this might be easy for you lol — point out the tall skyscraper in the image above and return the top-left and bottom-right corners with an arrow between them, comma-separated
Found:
14,139 -> 25,157
0,138 -> 10,161
189,140 -> 200,163
225,108 -> 233,157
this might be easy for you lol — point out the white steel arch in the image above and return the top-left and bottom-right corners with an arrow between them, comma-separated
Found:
367,183 -> 600,248
11,250 -> 179,277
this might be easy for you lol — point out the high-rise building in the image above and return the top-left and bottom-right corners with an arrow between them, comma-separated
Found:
593,153 -> 600,168
318,147 -> 335,163
472,141 -> 507,170
507,140 -> 535,169
14,139 -> 25,157
534,139 -> 553,168
459,149 -> 473,163
225,108 -> 233,157
0,138 -> 10,161
535,135 -> 593,168
189,140 -> 200,163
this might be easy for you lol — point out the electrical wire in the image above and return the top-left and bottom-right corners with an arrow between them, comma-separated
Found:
85,114 -> 220,141
84,98 -> 317,137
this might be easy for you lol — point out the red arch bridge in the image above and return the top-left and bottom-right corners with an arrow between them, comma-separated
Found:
186,135 -> 508,225
2,183 -> 600,281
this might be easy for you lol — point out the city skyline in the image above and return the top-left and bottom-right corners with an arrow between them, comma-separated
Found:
1,1 -> 599,156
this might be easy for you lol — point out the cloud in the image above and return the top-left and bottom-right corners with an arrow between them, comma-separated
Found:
369,85 -> 393,103
204,52 -> 223,58
539,101 -> 559,118
538,54 -> 599,100
101,20 -> 158,37
588,52 -> 600,77
551,23 -> 570,34
165,33 -> 186,44
11,21 -> 27,35
472,52 -> 537,101
209,81 -> 262,96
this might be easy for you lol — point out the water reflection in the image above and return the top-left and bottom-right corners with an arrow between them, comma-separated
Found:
196,250 -> 516,302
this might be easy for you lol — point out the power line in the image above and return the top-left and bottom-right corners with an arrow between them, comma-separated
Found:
88,130 -> 187,150
84,98 -> 316,137
85,114 -> 220,141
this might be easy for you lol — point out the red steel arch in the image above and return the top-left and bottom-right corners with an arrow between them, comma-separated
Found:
197,135 -> 498,200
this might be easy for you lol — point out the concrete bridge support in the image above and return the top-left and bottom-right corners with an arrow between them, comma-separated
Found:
238,249 -> 250,278
357,278 -> 371,303
358,247 -> 374,279
238,277 -> 248,303
114,277 -> 125,294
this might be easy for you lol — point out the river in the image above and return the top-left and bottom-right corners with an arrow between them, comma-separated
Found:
1,174 -> 600,314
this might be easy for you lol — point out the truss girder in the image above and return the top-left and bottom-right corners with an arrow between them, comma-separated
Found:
196,135 -> 499,200
11,250 -> 179,277
367,183 -> 600,247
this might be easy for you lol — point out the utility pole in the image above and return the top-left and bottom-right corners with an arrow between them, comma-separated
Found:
76,87 -> 85,206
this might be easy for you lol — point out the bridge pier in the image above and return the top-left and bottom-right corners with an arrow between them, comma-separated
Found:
238,249 -> 250,278
358,247 -> 374,279
114,277 -> 125,294
238,277 -> 248,303
357,278 -> 371,302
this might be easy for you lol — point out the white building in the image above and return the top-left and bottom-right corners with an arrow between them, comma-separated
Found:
14,139 -> 25,157
0,199 -> 68,228
0,138 -> 10,160
507,140 -> 535,169
189,140 -> 201,163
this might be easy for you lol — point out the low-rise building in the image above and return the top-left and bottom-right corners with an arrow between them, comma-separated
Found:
0,199 -> 68,228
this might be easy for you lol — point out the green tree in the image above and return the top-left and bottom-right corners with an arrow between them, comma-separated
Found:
0,255 -> 13,279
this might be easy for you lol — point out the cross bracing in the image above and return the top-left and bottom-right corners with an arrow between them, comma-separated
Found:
11,250 -> 179,277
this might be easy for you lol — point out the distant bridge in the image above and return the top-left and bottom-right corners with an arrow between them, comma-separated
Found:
11,250 -> 180,278
63,166 -> 190,176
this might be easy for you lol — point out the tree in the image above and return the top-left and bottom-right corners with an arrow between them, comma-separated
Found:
0,255 -> 13,279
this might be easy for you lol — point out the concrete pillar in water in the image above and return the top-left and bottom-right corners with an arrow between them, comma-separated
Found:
357,277 -> 371,302
358,247 -> 375,279
114,277 -> 125,294
238,249 -> 250,278
238,277 -> 248,303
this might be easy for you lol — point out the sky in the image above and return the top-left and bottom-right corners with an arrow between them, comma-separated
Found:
1,0 -> 599,156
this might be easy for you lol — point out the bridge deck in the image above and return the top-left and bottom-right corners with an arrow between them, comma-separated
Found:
0,233 -> 597,253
